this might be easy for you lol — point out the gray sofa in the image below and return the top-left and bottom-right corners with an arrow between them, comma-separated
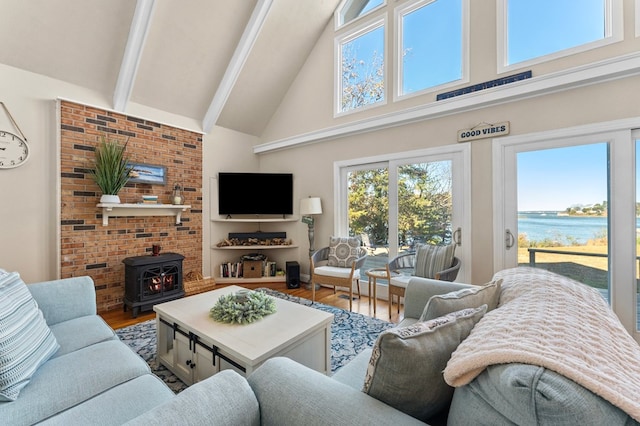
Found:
3,269 -> 639,425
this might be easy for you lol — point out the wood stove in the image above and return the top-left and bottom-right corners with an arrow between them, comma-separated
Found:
123,252 -> 185,317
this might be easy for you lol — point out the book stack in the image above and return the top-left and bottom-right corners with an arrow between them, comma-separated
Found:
142,195 -> 158,204
263,261 -> 277,277
220,262 -> 243,278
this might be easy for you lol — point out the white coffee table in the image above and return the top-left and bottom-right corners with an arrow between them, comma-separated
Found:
154,285 -> 333,385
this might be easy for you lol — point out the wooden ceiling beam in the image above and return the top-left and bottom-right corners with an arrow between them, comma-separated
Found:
113,0 -> 156,112
202,0 -> 273,133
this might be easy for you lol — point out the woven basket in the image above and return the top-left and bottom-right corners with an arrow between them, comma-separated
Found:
183,274 -> 216,296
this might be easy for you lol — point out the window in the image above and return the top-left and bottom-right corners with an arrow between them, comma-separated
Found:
397,0 -> 465,97
336,145 -> 471,282
337,0 -> 385,27
336,0 -> 469,112
337,19 -> 386,114
499,0 -> 620,70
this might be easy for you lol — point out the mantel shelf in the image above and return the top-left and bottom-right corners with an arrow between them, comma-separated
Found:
97,203 -> 191,226
211,244 -> 299,250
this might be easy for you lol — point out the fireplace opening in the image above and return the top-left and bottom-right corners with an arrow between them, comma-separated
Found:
123,253 -> 185,318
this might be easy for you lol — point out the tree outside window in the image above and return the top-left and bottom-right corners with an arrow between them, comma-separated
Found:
347,161 -> 452,251
339,23 -> 385,113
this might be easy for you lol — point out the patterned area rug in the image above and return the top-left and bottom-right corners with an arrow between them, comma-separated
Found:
116,288 -> 393,393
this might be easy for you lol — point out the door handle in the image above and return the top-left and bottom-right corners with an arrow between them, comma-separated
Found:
453,227 -> 462,246
505,229 -> 515,249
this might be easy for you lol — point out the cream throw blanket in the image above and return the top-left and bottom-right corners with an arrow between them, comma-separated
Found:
444,267 -> 640,422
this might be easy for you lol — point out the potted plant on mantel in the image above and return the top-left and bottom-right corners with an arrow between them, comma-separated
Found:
90,134 -> 133,204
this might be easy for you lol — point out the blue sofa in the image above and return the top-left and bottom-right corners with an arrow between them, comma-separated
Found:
2,275 -> 420,426
3,271 -> 638,425
0,276 -> 260,425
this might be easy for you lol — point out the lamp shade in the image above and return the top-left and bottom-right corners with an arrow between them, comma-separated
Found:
300,197 -> 322,215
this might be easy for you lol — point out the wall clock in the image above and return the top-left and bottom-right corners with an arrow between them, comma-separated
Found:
0,131 -> 30,168
0,102 -> 30,169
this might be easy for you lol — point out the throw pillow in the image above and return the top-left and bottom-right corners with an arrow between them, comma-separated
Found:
363,305 -> 487,422
327,236 -> 361,267
420,279 -> 502,321
414,243 -> 456,279
0,272 -> 59,401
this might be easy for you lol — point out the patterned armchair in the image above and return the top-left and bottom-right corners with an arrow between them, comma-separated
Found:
310,237 -> 368,311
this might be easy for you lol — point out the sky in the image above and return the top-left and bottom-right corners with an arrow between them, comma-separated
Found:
517,143 -> 608,212
518,141 -> 640,212
507,0 -> 605,64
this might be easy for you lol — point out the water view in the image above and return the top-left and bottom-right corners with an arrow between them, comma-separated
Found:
517,211 -> 627,245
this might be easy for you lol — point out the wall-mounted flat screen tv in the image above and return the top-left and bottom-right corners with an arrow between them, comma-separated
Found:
218,172 -> 293,216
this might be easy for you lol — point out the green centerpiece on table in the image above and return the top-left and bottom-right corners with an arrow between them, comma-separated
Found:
210,289 -> 276,324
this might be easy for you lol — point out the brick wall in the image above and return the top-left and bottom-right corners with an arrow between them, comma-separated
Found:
59,100 -> 203,313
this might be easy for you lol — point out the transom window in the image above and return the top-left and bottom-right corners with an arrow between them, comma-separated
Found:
499,0 -> 619,70
335,0 -> 620,113
337,0 -> 385,27
335,0 -> 468,113
397,0 -> 465,97
337,19 -> 386,114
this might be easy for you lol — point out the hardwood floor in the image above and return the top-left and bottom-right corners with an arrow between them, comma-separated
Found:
101,280 -> 404,330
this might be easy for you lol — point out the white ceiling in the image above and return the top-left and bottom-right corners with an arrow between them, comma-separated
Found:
0,0 -> 340,136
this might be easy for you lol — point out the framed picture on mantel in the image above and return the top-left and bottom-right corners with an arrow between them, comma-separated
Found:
128,163 -> 167,185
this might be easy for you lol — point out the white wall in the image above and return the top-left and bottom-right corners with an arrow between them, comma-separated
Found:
202,126 -> 260,278
0,63 -> 108,282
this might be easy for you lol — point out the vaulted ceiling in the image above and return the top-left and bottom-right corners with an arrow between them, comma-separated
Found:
0,0 -> 340,136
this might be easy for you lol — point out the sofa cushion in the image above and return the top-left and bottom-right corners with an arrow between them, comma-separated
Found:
49,315 -> 117,358
313,265 -> 361,280
249,357 -> 424,426
332,348 -> 372,391
27,276 -> 97,326
328,236 -> 361,267
389,274 -> 411,289
362,305 -> 487,422
414,243 -> 455,279
448,363 -> 640,426
420,279 -> 502,321
1,339 -> 151,425
39,374 -> 174,426
0,272 -> 59,401
126,370 -> 260,426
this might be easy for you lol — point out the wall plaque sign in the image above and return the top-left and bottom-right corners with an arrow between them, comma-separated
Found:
457,121 -> 510,142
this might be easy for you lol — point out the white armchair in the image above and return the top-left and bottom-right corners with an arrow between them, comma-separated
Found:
310,245 -> 368,311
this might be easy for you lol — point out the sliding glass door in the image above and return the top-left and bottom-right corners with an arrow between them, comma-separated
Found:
635,133 -> 640,333
346,163 -> 389,271
337,145 -> 470,283
494,124 -> 639,340
396,160 -> 454,251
